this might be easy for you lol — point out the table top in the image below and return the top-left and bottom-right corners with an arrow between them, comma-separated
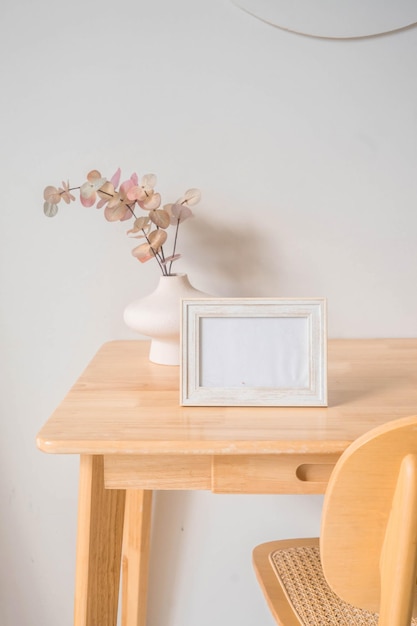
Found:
36,339 -> 417,456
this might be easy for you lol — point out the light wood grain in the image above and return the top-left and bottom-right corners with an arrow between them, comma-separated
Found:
38,340 -> 417,626
321,414 -> 417,615
212,454 -> 339,494
104,455 -> 212,490
74,455 -> 125,626
104,454 -> 338,493
37,339 -> 417,456
379,453 -> 417,625
121,490 -> 152,626
253,415 -> 417,625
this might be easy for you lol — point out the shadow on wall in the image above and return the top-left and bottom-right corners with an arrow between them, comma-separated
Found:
182,215 -> 280,297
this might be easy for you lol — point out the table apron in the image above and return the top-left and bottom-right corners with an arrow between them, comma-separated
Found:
103,453 -> 341,494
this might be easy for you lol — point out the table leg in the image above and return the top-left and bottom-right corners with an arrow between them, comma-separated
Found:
121,490 -> 153,626
74,455 -> 126,626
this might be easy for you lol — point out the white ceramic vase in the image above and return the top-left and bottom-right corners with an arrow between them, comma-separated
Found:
123,273 -> 207,365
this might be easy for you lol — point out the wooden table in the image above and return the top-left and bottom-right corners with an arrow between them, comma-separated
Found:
36,339 -> 417,626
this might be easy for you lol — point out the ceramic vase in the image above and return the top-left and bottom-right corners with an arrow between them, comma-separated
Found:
123,273 -> 207,365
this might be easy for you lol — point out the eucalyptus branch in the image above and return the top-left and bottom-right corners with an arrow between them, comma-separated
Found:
43,169 -> 201,276
169,218 -> 181,275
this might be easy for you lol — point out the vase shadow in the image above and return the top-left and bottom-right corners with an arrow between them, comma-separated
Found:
181,215 -> 279,297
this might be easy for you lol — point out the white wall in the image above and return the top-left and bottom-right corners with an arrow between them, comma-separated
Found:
1,1 -> 416,625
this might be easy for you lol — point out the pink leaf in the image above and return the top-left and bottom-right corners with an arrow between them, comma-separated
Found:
171,204 -> 193,223
161,254 -> 181,265
120,206 -> 133,221
131,242 -> 154,263
104,202 -> 128,221
127,216 -> 151,234
148,229 -> 167,250
43,186 -> 61,204
110,168 -> 121,188
97,181 -> 116,205
59,181 -> 76,204
149,209 -> 170,229
87,170 -> 102,182
138,192 -> 161,211
126,185 -> 147,202
80,193 -> 96,208
120,179 -> 135,196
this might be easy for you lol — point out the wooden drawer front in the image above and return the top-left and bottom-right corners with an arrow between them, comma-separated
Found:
104,455 -> 212,490
104,453 -> 340,493
212,454 -> 340,494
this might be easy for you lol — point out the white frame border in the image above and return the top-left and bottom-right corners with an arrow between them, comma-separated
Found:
180,298 -> 327,407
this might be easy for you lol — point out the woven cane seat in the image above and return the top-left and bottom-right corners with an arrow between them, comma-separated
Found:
253,417 -> 417,626
269,544 -> 417,626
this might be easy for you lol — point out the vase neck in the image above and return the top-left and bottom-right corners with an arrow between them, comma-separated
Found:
156,273 -> 191,293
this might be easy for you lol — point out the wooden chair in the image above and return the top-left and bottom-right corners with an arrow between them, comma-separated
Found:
252,415 -> 417,626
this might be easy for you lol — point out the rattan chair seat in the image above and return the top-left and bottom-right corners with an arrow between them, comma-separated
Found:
270,545 -> 417,626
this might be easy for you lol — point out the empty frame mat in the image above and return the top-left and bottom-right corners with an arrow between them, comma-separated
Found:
180,298 -> 327,406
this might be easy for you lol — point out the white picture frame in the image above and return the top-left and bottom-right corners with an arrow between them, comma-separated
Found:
180,298 -> 327,407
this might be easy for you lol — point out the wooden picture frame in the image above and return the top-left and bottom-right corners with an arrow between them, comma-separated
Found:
180,298 -> 327,407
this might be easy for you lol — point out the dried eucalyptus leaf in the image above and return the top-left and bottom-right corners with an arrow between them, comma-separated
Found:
104,202 -> 127,222
149,209 -> 170,229
161,254 -> 181,265
126,216 -> 150,236
43,202 -> 58,217
133,216 -> 150,230
87,170 -> 102,182
97,181 -> 115,200
139,192 -> 161,211
43,186 -> 61,204
171,204 -> 193,223
180,188 -> 201,206
141,173 -> 157,188
148,229 -> 167,250
131,242 -> 154,263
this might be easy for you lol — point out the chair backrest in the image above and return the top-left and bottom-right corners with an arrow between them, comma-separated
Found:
320,415 -> 417,626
